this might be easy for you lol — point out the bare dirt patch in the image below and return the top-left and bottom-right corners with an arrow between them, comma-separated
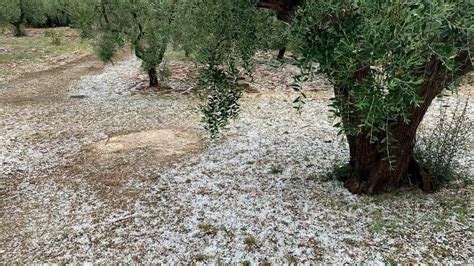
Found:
86,128 -> 203,166
70,128 -> 204,204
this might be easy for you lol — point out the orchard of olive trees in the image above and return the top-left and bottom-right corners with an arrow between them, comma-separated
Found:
0,0 -> 472,263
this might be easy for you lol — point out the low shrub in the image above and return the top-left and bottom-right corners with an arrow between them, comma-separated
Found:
415,98 -> 472,189
44,29 -> 63,45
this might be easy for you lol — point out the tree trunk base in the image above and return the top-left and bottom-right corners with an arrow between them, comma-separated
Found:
148,67 -> 159,88
13,24 -> 26,37
343,156 -> 433,195
277,48 -> 286,61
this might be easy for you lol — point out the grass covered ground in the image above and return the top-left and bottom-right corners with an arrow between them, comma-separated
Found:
0,27 -> 92,83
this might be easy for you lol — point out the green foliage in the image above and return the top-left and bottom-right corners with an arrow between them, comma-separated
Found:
291,0 -> 473,145
269,164 -> 284,174
67,0 -> 96,37
184,0 -> 261,136
182,0 -> 288,136
0,0 -> 46,36
192,0 -> 472,143
325,161 -> 351,182
41,0 -> 73,27
0,1 -> 19,27
0,0 -> 95,31
198,64 -> 243,137
44,29 -> 62,45
93,31 -> 124,63
80,0 -> 178,85
159,63 -> 172,84
415,99 -> 472,189
256,11 -> 291,52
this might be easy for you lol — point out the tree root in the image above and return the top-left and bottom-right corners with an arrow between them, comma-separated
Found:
344,174 -> 366,194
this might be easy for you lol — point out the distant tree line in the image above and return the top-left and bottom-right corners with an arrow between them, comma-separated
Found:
0,0 -> 87,36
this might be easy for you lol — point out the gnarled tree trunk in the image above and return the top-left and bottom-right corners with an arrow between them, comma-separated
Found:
135,44 -> 167,88
257,0 -> 472,194
343,123 -> 431,195
340,54 -> 472,195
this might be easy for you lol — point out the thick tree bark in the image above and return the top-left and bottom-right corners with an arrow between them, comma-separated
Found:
256,0 -> 303,22
343,124 -> 430,195
341,54 -> 472,195
148,67 -> 159,87
277,48 -> 286,60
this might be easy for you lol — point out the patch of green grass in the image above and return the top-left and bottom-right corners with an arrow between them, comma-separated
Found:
0,53 -> 35,62
433,215 -> 449,229
0,27 -> 92,76
368,209 -> 399,234
415,98 -> 472,190
369,210 -> 385,234
324,161 -> 351,182
164,49 -> 192,61
285,254 -> 299,264
269,164 -> 284,174
437,196 -> 470,224
452,201 -> 469,223
44,29 -> 63,45
370,188 -> 403,203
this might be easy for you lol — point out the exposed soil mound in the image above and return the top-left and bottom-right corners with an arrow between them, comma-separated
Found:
72,128 -> 204,196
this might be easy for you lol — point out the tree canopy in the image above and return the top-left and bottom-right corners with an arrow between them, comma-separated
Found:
195,0 -> 473,194
0,0 -> 46,36
86,0 -> 179,87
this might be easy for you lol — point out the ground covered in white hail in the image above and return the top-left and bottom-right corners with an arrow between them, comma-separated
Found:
0,55 -> 473,264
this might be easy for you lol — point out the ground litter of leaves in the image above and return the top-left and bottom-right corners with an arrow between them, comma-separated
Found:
0,54 -> 473,264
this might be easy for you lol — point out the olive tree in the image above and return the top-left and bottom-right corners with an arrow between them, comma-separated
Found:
290,0 -> 472,194
0,0 -> 46,36
180,0 -> 287,136
41,0 -> 73,27
90,0 -> 178,87
67,0 -> 96,37
198,0 -> 472,194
